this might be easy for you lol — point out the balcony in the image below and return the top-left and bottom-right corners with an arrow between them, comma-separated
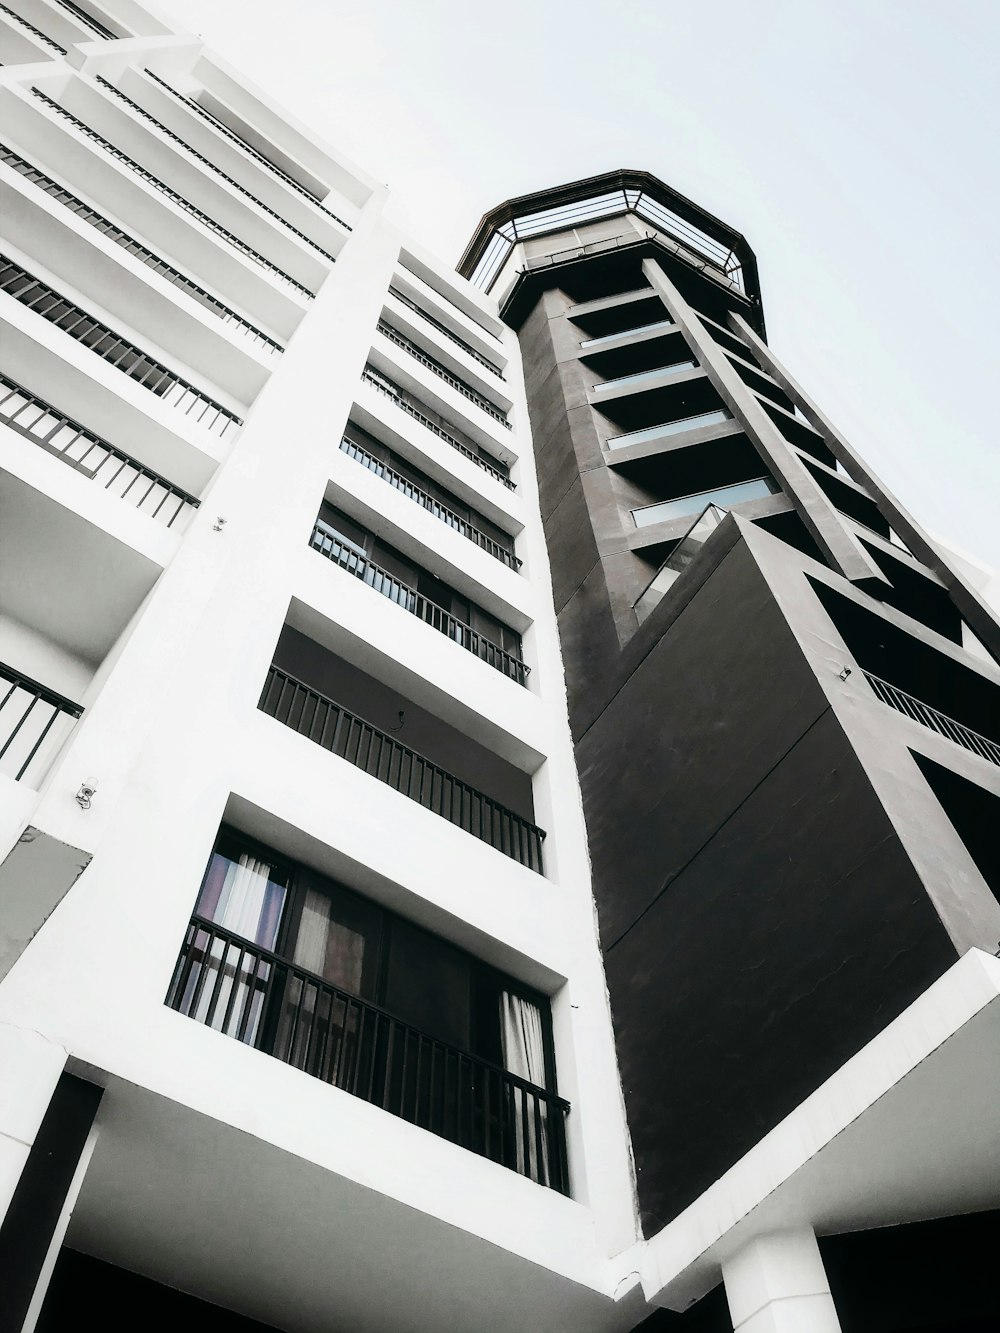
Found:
0,256 -> 242,438
30,89 -> 314,298
377,318 -> 510,428
1,143 -> 283,355
309,513 -> 527,685
259,664 -> 545,871
360,366 -> 513,489
144,70 -> 350,228
339,433 -> 520,570
606,407 -> 732,451
167,913 -> 568,1192
0,659 -> 81,785
0,371 -> 199,528
388,285 -> 503,378
92,75 -> 340,266
863,672 -> 1000,768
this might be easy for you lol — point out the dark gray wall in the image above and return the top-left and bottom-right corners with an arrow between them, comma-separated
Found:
512,264 -> 963,1237
582,542 -> 957,1231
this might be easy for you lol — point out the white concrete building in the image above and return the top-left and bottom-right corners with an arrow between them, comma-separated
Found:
1,3 -> 998,1332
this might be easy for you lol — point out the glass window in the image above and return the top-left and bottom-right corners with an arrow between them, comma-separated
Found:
607,408 -> 732,450
580,318 -> 674,348
594,361 -> 697,391
632,476 -> 778,528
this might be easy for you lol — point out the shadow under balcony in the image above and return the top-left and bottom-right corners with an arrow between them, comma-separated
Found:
259,628 -> 544,872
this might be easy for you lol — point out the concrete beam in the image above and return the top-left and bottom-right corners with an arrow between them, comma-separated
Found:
641,258 -> 887,590
730,312 -> 1000,666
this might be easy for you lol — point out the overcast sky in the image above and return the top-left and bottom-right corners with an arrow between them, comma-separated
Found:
161,0 -> 1000,568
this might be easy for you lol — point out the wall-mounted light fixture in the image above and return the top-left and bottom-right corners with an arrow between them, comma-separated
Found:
213,516 -> 227,532
75,777 -> 98,810
838,666 -> 852,681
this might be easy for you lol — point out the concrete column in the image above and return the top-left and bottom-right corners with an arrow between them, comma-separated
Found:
0,1023 -> 66,1220
0,1060 -> 102,1331
722,1227 -> 842,1333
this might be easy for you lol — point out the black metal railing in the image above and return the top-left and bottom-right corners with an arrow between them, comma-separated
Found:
360,368 -> 514,490
54,0 -> 115,38
309,524 -> 527,684
863,672 -> 1000,767
0,371 -> 199,526
31,89 -> 313,297
143,70 -> 351,229
95,77 -> 339,264
377,319 -> 510,428
339,436 -> 520,570
0,144 -> 282,353
259,666 -> 545,871
0,256 -> 242,437
167,914 -> 568,1191
0,1 -> 66,52
0,661 -> 82,784
389,286 -> 503,378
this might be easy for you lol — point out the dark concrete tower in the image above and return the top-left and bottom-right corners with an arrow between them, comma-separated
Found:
459,171 -> 1000,1252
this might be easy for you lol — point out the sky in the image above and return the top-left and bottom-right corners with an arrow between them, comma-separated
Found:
161,0 -> 1000,569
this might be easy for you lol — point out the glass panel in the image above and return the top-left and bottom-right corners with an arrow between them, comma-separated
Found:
632,476 -> 777,528
594,361 -> 698,392
607,409 -> 733,450
383,918 -> 471,1051
580,317 -> 674,348
195,848 -> 288,949
633,505 -> 728,624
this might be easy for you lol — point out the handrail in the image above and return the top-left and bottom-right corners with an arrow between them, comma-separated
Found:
53,0 -> 115,38
360,367 -> 514,490
168,913 -> 568,1191
339,436 -> 520,570
0,370 -> 200,526
862,672 -> 1000,767
95,77 -> 339,264
144,70 -> 350,229
31,89 -> 313,297
0,660 -> 82,784
388,285 -> 504,378
0,255 -> 242,437
309,522 -> 528,684
0,144 -> 283,353
259,665 -> 545,871
377,318 -> 511,427
0,1 -> 66,52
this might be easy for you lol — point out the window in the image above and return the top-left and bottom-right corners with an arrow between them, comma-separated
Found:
632,476 -> 778,527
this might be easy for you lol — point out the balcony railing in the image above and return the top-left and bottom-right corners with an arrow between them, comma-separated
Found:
863,672 -> 1000,767
54,0 -> 115,38
339,436 -> 520,570
0,144 -> 282,354
259,665 -> 545,871
0,661 -> 82,784
0,257 -> 242,437
144,70 -> 350,229
95,77 -> 339,264
360,367 -> 514,490
167,914 -> 568,1191
0,371 -> 199,527
389,286 -> 503,378
0,1 -> 66,52
309,522 -> 528,684
377,319 -> 511,428
31,89 -> 313,297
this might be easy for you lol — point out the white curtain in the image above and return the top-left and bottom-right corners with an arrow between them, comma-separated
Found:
499,992 -> 549,1183
194,854 -> 281,1043
215,854 -> 276,944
